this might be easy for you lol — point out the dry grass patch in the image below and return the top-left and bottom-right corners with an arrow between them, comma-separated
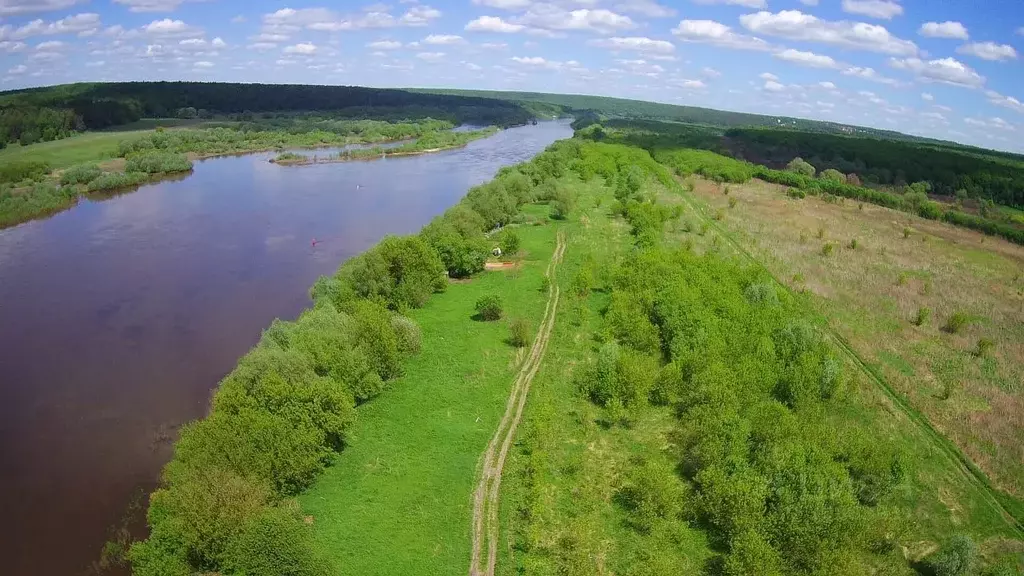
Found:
686,177 -> 1024,498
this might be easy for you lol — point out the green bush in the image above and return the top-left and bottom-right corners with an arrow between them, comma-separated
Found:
550,187 -> 575,220
0,159 -> 50,184
728,197 -> 738,209
787,157 -> 816,177
943,311 -> 972,334
616,457 -> 686,534
475,295 -> 503,321
499,229 -> 521,255
391,314 -> 422,355
125,152 -> 193,174
926,535 -> 978,576
59,163 -> 102,185
848,238 -> 858,250
508,318 -> 531,348
87,171 -> 149,192
975,337 -> 994,357
821,243 -> 834,256
913,307 -> 931,326
222,503 -> 330,576
820,168 -> 845,183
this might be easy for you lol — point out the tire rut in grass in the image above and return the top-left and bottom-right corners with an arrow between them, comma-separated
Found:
469,231 -> 566,576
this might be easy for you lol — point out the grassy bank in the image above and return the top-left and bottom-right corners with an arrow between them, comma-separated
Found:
128,138 -> 580,576
0,117 -> 473,229
272,126 -> 500,166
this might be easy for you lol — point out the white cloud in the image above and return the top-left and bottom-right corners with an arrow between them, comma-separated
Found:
465,16 -> 525,33
517,6 -> 636,34
965,117 -> 1015,131
283,42 -> 317,54
675,78 -> 707,89
957,42 -> 1018,62
112,0 -> 201,13
774,48 -> 839,68
800,0 -> 819,4
740,10 -> 918,56
889,56 -> 984,87
918,21 -> 968,40
614,0 -> 675,18
247,42 -> 277,50
841,66 -> 900,85
261,5 -> 439,34
0,0 -> 84,15
367,40 -> 402,50
0,41 -> 28,52
818,81 -> 836,89
693,0 -> 767,8
211,37 -> 225,48
7,63 -> 27,73
4,12 -> 100,40
672,19 -> 771,51
35,39 -> 62,50
759,72 -> 779,80
424,34 -> 465,45
920,111 -> 947,121
231,15 -> 246,24
480,42 -> 507,49
401,5 -> 441,26
701,66 -> 721,77
987,91 -> 1024,114
465,61 -> 482,70
841,0 -> 902,20
415,51 -> 445,61
764,79 -> 785,92
510,55 -> 584,71
471,0 -> 531,9
85,59 -> 104,66
143,19 -> 202,37
921,92 -> 933,101
193,60 -> 213,67
587,36 -> 674,54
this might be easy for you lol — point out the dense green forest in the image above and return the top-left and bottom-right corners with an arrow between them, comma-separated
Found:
0,83 -> 534,147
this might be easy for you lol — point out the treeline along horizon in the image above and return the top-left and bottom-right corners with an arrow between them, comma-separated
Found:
0,82 -> 536,146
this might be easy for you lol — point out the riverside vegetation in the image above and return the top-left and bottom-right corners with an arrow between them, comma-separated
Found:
128,132 -> 1023,575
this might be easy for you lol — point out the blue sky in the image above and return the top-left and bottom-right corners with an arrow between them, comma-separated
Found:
1,0 -> 1022,151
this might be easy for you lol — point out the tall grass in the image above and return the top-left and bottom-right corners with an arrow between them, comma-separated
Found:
124,152 -> 193,174
86,171 -> 149,192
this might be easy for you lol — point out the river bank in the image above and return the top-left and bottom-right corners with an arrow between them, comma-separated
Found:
271,127 -> 500,166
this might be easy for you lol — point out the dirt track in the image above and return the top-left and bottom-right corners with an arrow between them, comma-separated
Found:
469,231 -> 566,576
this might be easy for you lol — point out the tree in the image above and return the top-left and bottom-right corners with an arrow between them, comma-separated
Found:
820,168 -> 844,183
475,295 -> 503,321
927,535 -> 978,576
787,157 -> 816,177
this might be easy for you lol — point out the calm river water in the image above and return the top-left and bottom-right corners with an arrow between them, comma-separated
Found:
0,120 -> 572,576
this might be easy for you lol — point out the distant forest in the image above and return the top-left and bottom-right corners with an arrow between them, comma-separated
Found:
0,82 -> 536,147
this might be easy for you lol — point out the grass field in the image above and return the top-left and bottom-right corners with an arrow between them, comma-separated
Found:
300,205 -> 561,575
683,177 -> 1024,502
0,118 -> 218,170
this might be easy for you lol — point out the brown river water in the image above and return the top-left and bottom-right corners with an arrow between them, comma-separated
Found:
0,120 -> 572,576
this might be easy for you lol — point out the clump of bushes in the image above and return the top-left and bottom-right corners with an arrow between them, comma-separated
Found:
821,243 -> 834,256
0,159 -> 50,184
125,152 -> 193,174
499,229 -> 521,256
59,163 -> 102,186
87,171 -> 150,192
848,238 -> 858,250
913,307 -> 931,326
475,295 -> 503,321
975,337 -> 994,357
943,311 -> 972,334
926,535 -> 978,576
786,156 -> 816,177
508,318 -> 531,348
728,197 -> 738,209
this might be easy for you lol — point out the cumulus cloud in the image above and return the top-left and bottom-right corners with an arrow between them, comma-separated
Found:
918,21 -> 968,39
35,39 -> 62,50
841,65 -> 900,85
614,0 -> 676,18
143,18 -> 202,37
261,5 -> 440,34
693,0 -> 767,8
471,0 -> 531,8
701,66 -> 721,77
921,92 -> 933,101
763,80 -> 785,92
401,6 -> 442,26
672,19 -> 771,51
8,63 -> 28,73
510,55 -> 584,71
774,48 -> 839,69
367,39 -> 402,50
415,51 -> 445,61
465,16 -> 525,33
759,72 -> 779,80
283,42 -> 316,54
740,10 -> 918,56
517,6 -> 636,34
956,41 -> 1018,62
889,56 -> 984,87
113,0 -> 203,13
0,0 -> 84,15
987,91 -> 1024,113
587,36 -> 674,54
211,37 -> 225,48
841,0 -> 902,20
3,12 -> 100,40
424,34 -> 465,45
0,41 -> 28,52
193,60 -> 213,67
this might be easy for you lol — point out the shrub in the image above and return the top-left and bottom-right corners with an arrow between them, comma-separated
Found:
821,243 -> 834,256
817,226 -> 825,239
975,337 -> 994,357
222,503 -> 330,576
508,318 -> 531,348
125,152 -> 193,174
0,159 -> 50,184
913,307 -> 931,326
616,457 -> 686,534
728,197 -> 738,209
87,171 -> 149,192
475,295 -> 503,321
570,267 -> 593,298
787,157 -> 816,177
550,187 -> 575,220
391,314 -> 422,355
927,535 -> 978,576
60,163 -> 102,186
903,227 -> 912,239
848,238 -> 858,250
943,311 -> 971,334
820,168 -> 845,183
713,208 -> 725,221
499,229 -> 521,256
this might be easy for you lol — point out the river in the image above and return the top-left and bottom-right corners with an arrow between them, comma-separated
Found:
0,120 -> 572,576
